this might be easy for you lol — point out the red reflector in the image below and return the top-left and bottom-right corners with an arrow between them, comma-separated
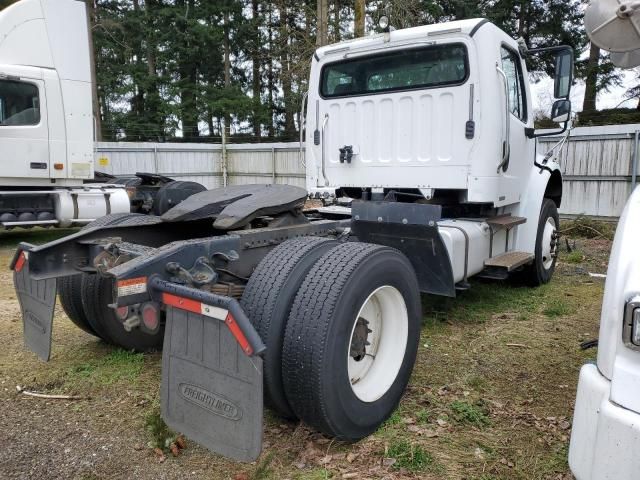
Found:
162,293 -> 201,315
115,306 -> 129,321
225,313 -> 253,356
142,304 -> 159,330
15,252 -> 26,273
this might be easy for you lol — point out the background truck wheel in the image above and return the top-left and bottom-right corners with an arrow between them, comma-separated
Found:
58,213 -> 163,348
282,243 -> 422,440
522,198 -> 560,286
240,236 -> 338,419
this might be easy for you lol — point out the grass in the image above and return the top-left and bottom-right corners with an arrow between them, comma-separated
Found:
252,452 -> 276,480
423,281 -> 551,327
0,236 -> 610,479
0,227 -> 78,248
561,216 -> 616,240
67,349 -> 145,387
543,298 -> 573,318
565,250 -> 585,264
386,439 -> 437,472
449,400 -> 491,427
145,406 -> 175,450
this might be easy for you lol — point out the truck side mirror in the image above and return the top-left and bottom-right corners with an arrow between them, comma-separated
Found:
554,50 -> 573,100
551,99 -> 571,124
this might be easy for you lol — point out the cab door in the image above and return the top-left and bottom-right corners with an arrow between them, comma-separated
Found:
0,75 -> 49,179
498,46 -> 535,203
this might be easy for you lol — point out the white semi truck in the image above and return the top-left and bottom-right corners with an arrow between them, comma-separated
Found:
0,0 -> 205,228
11,12 -> 573,463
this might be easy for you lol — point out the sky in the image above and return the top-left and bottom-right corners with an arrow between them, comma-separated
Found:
531,65 -> 639,116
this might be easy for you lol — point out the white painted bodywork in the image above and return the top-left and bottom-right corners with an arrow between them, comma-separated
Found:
569,187 -> 640,480
0,0 -> 131,226
306,20 -> 562,267
306,20 -> 548,209
0,0 -> 94,184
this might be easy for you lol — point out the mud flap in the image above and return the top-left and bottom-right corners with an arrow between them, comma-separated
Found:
13,255 -> 57,362
161,306 -> 263,462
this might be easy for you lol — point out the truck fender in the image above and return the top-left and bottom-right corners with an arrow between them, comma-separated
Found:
513,165 -> 562,254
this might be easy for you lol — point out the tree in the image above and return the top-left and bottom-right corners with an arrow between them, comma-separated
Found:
355,0 -> 365,37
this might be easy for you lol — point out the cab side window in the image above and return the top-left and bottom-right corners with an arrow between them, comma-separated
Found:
500,47 -> 527,122
0,80 -> 40,126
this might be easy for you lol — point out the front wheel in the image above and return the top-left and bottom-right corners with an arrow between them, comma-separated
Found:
282,243 -> 422,440
522,198 -> 560,286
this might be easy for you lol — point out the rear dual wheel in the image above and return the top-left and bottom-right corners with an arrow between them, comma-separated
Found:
282,243 -> 422,440
243,239 -> 421,440
58,213 -> 164,351
240,237 -> 339,418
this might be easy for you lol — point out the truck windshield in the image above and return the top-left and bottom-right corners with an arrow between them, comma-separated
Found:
0,80 -> 40,126
320,44 -> 468,98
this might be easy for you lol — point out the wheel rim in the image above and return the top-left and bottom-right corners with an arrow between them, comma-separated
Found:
541,217 -> 558,270
347,286 -> 409,403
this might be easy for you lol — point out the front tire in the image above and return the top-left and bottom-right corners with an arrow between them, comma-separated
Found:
282,243 -> 422,440
522,198 -> 559,286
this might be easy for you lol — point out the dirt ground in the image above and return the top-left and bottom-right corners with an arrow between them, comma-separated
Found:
0,228 -> 609,480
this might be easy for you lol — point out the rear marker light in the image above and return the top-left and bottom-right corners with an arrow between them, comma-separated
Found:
14,251 -> 27,273
115,306 -> 129,320
141,304 -> 160,331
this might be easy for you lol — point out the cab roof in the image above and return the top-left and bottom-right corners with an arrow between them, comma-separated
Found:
315,19 -> 491,60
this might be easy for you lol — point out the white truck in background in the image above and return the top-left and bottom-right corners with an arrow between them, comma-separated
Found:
0,0 -> 204,229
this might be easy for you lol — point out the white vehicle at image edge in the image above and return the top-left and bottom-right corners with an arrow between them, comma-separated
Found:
568,186 -> 640,480
569,1 -> 640,478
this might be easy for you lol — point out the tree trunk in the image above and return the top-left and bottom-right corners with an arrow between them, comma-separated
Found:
316,0 -> 328,46
223,10 -> 232,139
146,0 -> 161,140
85,1 -> 102,141
178,0 -> 199,140
355,0 -> 365,38
267,4 -> 275,137
279,4 -> 295,137
583,43 -> 600,112
333,0 -> 341,42
252,0 -> 261,138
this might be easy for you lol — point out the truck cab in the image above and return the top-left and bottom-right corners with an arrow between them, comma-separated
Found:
0,0 -> 94,186
306,18 -> 572,286
0,0 -> 206,228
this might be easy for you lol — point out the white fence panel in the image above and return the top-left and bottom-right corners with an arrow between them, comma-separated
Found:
539,124 -> 640,219
97,124 -> 640,219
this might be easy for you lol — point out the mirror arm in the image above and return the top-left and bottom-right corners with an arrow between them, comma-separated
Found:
525,121 -> 569,139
